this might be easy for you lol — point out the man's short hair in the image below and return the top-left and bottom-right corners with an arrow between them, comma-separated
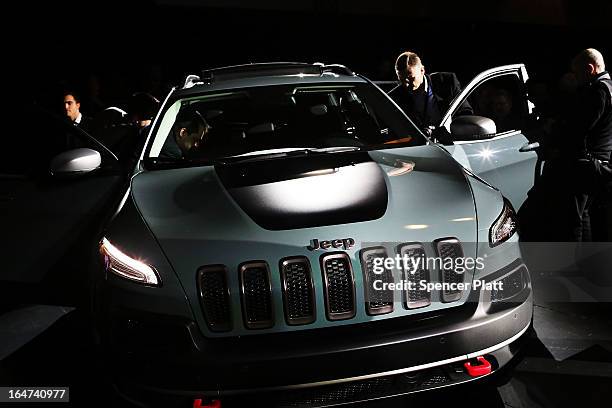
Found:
63,90 -> 81,103
395,51 -> 422,72
174,105 -> 207,134
493,88 -> 512,100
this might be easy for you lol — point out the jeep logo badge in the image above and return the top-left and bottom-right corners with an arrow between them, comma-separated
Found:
307,238 -> 355,251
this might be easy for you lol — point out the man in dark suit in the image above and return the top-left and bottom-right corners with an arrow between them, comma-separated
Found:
389,51 -> 472,131
159,107 -> 211,159
539,48 -> 612,241
63,90 -> 92,133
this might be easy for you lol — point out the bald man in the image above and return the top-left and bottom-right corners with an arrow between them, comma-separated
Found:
564,48 -> 612,160
540,48 -> 612,241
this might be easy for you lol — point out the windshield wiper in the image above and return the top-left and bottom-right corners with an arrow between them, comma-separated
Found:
147,146 -> 364,168
310,146 -> 362,153
145,157 -> 223,169
219,146 -> 363,164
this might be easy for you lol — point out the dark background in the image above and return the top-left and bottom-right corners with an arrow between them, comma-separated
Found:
10,0 -> 612,113
3,3 -> 612,406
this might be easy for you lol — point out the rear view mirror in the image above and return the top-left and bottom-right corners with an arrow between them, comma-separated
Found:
310,104 -> 328,116
50,148 -> 101,175
205,109 -> 223,120
247,123 -> 275,135
450,115 -> 497,141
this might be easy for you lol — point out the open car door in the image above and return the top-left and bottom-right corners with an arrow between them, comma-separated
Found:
0,106 -> 128,306
436,64 -> 539,211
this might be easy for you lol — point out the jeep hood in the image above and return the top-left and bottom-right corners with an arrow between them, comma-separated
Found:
132,145 -> 476,267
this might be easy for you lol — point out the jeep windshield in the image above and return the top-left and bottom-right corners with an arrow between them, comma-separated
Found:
146,83 -> 425,166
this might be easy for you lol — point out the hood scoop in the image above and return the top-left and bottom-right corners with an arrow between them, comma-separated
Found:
215,153 -> 388,230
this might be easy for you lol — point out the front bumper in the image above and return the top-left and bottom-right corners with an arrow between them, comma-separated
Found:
98,260 -> 532,406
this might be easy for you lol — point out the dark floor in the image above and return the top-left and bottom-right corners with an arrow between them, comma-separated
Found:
1,287 -> 612,407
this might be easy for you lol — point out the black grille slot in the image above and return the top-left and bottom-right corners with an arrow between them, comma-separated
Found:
360,247 -> 394,315
278,377 -> 392,407
240,262 -> 274,329
280,257 -> 316,325
398,243 -> 431,309
321,253 -> 356,321
436,239 -> 465,302
197,266 -> 231,332
418,368 -> 450,387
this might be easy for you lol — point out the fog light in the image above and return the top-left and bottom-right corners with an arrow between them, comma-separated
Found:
491,267 -> 525,302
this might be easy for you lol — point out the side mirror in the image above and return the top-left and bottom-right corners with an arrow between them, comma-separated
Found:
519,141 -> 540,152
450,115 -> 497,141
50,148 -> 101,175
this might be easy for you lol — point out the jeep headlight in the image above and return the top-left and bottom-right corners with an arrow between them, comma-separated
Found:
489,199 -> 518,247
100,238 -> 160,286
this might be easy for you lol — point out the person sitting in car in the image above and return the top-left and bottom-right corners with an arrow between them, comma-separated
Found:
489,88 -> 523,132
160,106 -> 211,159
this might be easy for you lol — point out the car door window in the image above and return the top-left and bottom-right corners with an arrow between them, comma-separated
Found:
439,65 -> 538,210
452,73 -> 528,135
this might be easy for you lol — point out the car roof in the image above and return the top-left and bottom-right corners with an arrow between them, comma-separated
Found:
174,62 -> 368,97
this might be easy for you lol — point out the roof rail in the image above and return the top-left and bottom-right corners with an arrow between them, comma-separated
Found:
182,62 -> 355,89
201,62 -> 320,83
